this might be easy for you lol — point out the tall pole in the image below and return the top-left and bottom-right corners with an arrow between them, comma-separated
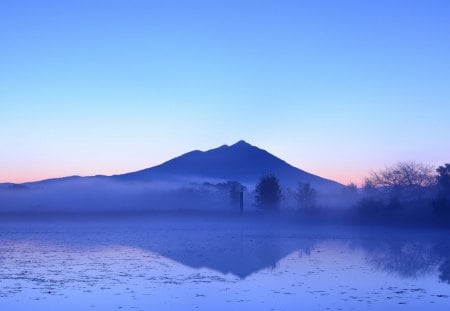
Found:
240,187 -> 244,213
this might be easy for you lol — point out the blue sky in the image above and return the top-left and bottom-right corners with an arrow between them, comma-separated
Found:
1,0 -> 449,184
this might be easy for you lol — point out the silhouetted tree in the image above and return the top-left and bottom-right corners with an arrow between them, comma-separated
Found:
437,164 -> 450,190
365,161 -> 435,202
433,164 -> 450,218
341,182 -> 359,204
343,182 -> 358,193
357,197 -> 385,218
296,183 -> 316,209
357,162 -> 436,219
255,174 -> 282,210
362,179 -> 377,196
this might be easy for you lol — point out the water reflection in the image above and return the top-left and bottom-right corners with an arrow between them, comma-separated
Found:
1,221 -> 449,283
0,224 -> 316,279
349,235 -> 450,284
353,239 -> 440,278
1,221 -> 450,310
439,260 -> 450,284
134,233 -> 317,279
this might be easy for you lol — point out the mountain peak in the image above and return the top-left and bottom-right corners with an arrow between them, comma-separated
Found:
116,140 -> 342,191
230,140 -> 253,148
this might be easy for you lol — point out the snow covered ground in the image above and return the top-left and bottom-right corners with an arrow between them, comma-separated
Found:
0,217 -> 449,310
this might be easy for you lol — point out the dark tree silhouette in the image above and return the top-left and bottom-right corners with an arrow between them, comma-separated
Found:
343,182 -> 358,194
433,164 -> 450,218
365,161 -> 435,202
362,179 -> 377,196
437,164 -> 450,190
296,183 -> 317,209
341,182 -> 359,203
358,162 -> 436,218
255,174 -> 282,210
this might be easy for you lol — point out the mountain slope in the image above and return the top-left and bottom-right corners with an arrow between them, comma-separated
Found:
0,140 -> 342,213
115,140 -> 341,191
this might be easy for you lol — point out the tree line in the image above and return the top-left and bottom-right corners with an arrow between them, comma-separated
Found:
357,162 -> 450,223
252,162 -> 450,225
253,174 -> 317,211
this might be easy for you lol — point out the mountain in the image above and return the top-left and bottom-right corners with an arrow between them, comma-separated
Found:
2,140 -> 341,192
0,141 -> 342,213
114,140 -> 341,192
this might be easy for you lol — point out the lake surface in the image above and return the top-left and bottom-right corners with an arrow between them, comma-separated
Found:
0,216 -> 449,310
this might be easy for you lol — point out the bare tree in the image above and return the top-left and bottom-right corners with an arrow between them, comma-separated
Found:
369,161 -> 435,188
365,161 -> 435,201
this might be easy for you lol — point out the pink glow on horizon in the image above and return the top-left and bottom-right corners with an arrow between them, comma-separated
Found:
2,166 -> 368,186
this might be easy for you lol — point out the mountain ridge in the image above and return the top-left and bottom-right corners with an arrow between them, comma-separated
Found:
114,140 -> 341,191
4,140 -> 342,192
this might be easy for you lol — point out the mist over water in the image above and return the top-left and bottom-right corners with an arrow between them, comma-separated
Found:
0,217 -> 449,311
1,152 -> 449,311
0,147 -> 448,311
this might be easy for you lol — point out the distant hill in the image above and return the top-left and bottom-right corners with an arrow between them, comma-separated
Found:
114,140 -> 341,192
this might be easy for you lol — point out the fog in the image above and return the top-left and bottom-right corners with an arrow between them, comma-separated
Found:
1,176 -> 449,230
1,176 -> 449,310
0,178 -> 252,214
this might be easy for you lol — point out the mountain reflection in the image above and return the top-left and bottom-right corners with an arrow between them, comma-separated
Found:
134,232 -> 317,278
1,221 -> 449,283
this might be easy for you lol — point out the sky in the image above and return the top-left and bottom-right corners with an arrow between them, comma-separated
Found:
1,0 -> 449,185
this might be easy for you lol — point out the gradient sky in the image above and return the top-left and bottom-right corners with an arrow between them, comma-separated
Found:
1,0 -> 449,185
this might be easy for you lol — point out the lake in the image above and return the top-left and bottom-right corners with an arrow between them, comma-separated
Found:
0,215 -> 449,310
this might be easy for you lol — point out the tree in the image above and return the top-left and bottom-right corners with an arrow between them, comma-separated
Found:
362,179 -> 377,196
437,164 -> 450,191
365,161 -> 435,202
343,182 -> 358,193
368,161 -> 435,188
433,164 -> 450,218
296,183 -> 316,209
341,182 -> 359,200
255,174 -> 282,210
